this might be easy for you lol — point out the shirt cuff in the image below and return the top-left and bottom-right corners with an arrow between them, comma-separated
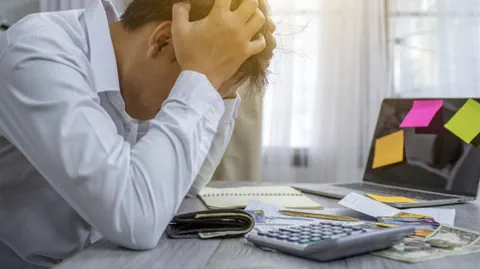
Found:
163,71 -> 225,125
220,95 -> 241,124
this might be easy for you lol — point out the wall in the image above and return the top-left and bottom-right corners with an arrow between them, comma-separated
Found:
0,0 -> 39,25
0,0 -> 130,25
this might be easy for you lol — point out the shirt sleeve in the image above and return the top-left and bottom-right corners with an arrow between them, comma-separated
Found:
188,96 -> 241,196
0,33 -> 224,250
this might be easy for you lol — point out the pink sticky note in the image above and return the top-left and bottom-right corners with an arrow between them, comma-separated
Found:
400,100 -> 444,128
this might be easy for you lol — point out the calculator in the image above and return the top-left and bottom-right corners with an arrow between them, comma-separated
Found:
246,221 -> 414,261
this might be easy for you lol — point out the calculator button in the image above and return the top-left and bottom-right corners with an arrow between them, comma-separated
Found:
322,232 -> 334,236
277,234 -> 289,240
301,231 -> 311,235
333,230 -> 344,234
321,235 -> 331,240
311,233 -> 322,237
288,237 -> 300,242
320,221 -> 332,225
331,233 -> 348,239
352,227 -> 363,231
310,237 -> 322,242
299,239 -> 310,244
331,223 -> 342,227
300,225 -> 311,228
349,230 -> 363,235
300,235 -> 311,239
257,231 -> 267,236
280,228 -> 297,233
342,225 -> 352,229
267,233 -> 278,238
343,229 -> 354,233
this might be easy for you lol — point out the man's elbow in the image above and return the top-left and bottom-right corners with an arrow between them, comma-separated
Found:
108,218 -> 165,250
120,227 -> 162,250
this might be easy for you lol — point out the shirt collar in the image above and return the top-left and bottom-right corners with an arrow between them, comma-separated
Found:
84,0 -> 121,93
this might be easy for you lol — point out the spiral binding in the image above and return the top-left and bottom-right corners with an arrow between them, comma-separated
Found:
202,192 -> 303,197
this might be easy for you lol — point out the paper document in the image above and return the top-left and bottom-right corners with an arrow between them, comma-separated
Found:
338,193 -> 456,225
339,192 -> 400,217
372,130 -> 404,169
407,208 -> 456,226
245,200 -> 363,233
445,99 -> 480,144
400,100 -> 443,128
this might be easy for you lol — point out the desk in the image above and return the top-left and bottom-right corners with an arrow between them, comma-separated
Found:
56,181 -> 480,269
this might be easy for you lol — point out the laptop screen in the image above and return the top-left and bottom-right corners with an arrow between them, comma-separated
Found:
364,98 -> 480,198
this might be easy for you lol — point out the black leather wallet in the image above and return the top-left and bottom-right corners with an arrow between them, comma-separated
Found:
166,209 -> 255,239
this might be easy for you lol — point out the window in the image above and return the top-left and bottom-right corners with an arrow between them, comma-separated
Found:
389,0 -> 480,97
262,0 -> 321,149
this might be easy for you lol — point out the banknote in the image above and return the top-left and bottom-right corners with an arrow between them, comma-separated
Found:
428,225 -> 480,247
245,210 -> 266,224
373,225 -> 480,263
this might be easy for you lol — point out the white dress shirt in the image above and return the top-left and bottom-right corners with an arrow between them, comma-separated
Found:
0,1 -> 240,268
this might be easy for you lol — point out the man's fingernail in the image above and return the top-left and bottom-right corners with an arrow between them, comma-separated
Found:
179,2 -> 191,10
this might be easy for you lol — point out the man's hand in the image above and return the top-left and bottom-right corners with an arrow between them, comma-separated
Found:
172,0 -> 267,92
219,76 -> 249,99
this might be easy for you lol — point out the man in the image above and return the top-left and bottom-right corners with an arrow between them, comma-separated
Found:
0,0 -> 275,267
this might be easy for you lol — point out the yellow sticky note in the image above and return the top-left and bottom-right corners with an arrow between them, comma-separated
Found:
415,229 -> 434,237
372,130 -> 404,169
395,212 -> 432,219
367,193 -> 418,203
445,99 -> 480,144
377,223 -> 398,228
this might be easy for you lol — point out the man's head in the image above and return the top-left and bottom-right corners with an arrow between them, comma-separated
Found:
112,0 -> 275,120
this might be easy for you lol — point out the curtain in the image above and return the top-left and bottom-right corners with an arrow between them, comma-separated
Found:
212,84 -> 263,182
262,0 -> 392,183
390,0 -> 480,97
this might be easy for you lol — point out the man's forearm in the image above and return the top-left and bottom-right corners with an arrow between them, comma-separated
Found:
189,96 -> 241,195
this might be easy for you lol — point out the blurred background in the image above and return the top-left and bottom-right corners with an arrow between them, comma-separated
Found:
2,0 -> 479,183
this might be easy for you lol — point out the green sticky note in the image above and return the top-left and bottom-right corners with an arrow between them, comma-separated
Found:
445,99 -> 480,144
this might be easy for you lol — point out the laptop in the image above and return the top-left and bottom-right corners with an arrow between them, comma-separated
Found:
294,98 -> 480,208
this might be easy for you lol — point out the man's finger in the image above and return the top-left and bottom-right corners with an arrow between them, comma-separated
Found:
172,2 -> 191,30
247,34 -> 267,56
245,9 -> 266,38
213,0 -> 233,10
235,0 -> 258,22
266,32 -> 277,51
266,17 -> 276,33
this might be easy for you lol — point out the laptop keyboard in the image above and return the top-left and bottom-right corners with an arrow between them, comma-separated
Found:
338,183 -> 456,201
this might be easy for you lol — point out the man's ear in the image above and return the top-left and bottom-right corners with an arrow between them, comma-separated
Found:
147,21 -> 172,59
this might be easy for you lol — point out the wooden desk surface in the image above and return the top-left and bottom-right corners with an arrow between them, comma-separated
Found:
56,181 -> 480,269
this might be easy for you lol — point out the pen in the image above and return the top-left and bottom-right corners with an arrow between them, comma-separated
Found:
279,210 -> 360,222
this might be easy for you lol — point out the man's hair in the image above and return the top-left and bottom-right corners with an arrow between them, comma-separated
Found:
121,0 -> 274,91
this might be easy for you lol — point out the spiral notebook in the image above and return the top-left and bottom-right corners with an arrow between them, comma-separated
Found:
198,186 -> 323,209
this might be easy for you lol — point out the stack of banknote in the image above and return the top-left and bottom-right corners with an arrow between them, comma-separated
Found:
376,212 -> 440,238
373,225 -> 480,263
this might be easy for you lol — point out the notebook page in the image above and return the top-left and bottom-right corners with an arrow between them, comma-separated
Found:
198,186 -> 323,209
